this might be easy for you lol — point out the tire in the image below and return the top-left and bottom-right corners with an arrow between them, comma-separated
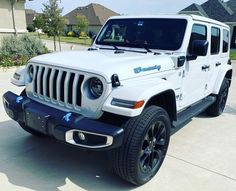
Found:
112,106 -> 171,185
18,89 -> 46,137
207,78 -> 230,117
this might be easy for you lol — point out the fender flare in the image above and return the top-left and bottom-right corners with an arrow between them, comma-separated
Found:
212,65 -> 233,95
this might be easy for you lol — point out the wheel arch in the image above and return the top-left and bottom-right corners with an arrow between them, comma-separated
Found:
225,69 -> 233,86
212,65 -> 233,95
145,90 -> 177,122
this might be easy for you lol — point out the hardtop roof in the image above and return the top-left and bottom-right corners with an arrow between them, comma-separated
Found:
109,14 -> 230,29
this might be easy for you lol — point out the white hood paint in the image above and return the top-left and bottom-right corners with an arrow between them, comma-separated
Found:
30,50 -> 175,82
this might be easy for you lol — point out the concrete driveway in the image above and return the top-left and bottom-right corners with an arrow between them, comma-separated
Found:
0,62 -> 235,191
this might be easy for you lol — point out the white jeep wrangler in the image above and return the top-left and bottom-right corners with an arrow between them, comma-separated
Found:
3,15 -> 233,185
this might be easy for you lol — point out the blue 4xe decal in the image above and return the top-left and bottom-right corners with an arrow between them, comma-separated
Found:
63,113 -> 72,122
134,65 -> 161,74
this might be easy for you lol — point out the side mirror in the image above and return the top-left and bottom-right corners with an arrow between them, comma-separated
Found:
187,40 -> 209,61
92,35 -> 97,44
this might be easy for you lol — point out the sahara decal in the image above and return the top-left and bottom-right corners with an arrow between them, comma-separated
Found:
134,65 -> 161,74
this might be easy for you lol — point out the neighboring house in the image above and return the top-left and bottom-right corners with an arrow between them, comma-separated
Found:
179,0 -> 236,48
64,3 -> 119,35
0,0 -> 27,39
25,9 -> 38,29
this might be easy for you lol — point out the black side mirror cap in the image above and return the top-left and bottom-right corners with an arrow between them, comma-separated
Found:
187,40 -> 209,61
190,40 -> 209,57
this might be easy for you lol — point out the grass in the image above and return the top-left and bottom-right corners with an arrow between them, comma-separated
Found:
29,32 -> 92,46
230,50 -> 236,60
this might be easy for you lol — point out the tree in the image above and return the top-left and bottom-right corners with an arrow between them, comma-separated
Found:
33,14 -> 44,38
76,15 -> 89,34
42,0 -> 65,51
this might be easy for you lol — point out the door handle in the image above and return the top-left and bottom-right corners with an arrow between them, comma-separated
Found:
216,62 -> 221,67
202,65 -> 210,70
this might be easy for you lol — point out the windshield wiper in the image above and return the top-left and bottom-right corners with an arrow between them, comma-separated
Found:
99,44 -> 119,50
135,43 -> 161,55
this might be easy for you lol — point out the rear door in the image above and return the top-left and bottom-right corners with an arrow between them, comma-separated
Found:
206,26 -> 230,95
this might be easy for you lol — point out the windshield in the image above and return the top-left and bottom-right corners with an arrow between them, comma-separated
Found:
96,18 -> 187,51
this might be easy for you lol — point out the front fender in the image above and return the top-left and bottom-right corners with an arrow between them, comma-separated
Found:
212,65 -> 233,95
102,78 -> 175,117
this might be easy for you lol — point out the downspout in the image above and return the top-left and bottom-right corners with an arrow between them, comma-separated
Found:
10,0 -> 17,36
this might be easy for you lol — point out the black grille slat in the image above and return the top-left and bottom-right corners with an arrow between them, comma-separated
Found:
53,70 -> 59,100
68,73 -> 75,104
34,66 -> 39,93
76,75 -> 84,106
46,69 -> 52,97
60,71 -> 67,102
40,67 -> 45,95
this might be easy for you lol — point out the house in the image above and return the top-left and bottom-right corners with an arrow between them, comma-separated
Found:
25,9 -> 37,28
64,3 -> 119,35
0,0 -> 27,40
179,0 -> 236,48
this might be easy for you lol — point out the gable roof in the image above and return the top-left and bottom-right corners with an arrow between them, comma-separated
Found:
180,0 -> 236,23
64,3 -> 119,26
227,0 -> 236,13
181,3 -> 208,17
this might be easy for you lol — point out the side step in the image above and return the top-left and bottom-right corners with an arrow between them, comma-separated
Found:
173,96 -> 216,128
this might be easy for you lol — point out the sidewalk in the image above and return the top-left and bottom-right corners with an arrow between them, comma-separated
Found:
42,39 -> 88,52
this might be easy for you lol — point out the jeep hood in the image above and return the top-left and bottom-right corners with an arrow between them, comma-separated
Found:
30,50 -> 175,82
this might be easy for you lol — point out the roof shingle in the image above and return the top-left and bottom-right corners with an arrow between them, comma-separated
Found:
180,0 -> 236,23
64,3 -> 119,26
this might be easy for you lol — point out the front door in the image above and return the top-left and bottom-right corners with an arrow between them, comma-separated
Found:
180,23 -> 209,108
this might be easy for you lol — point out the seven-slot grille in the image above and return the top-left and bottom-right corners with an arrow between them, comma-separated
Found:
32,65 -> 84,109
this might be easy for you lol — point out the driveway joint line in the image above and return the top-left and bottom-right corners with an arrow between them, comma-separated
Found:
167,154 -> 236,182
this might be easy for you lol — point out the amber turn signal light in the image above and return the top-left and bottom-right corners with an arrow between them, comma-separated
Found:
133,100 -> 145,109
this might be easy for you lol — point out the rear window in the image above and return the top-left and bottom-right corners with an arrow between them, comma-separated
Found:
223,29 -> 229,53
211,27 -> 221,55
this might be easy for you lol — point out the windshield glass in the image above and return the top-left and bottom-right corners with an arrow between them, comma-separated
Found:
96,18 -> 187,51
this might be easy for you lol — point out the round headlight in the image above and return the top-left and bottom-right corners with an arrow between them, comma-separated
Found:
89,77 -> 103,98
28,65 -> 34,82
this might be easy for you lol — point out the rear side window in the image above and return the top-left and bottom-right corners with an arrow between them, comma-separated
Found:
188,24 -> 207,55
211,27 -> 220,55
223,29 -> 229,53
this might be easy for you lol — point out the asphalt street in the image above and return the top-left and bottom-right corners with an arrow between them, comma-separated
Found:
0,62 -> 235,191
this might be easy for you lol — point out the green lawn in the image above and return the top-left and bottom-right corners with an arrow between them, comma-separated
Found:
29,32 -> 92,46
231,50 -> 236,60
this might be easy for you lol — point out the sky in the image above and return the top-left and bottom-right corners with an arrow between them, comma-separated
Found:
25,0 -> 208,16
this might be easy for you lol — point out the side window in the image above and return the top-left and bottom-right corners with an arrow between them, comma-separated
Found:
211,27 -> 220,55
223,29 -> 229,53
188,24 -> 207,55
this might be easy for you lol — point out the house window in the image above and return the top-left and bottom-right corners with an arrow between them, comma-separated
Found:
188,24 -> 207,55
223,29 -> 229,53
211,27 -> 220,55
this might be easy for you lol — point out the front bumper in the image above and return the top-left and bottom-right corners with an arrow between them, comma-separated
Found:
2,91 -> 124,150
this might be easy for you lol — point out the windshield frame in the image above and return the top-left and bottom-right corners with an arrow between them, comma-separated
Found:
95,18 -> 188,52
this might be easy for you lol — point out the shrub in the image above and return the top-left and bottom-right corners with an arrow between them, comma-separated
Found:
88,31 -> 95,38
27,25 -> 36,32
0,34 -> 48,67
80,31 -> 87,37
67,31 -> 75,37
